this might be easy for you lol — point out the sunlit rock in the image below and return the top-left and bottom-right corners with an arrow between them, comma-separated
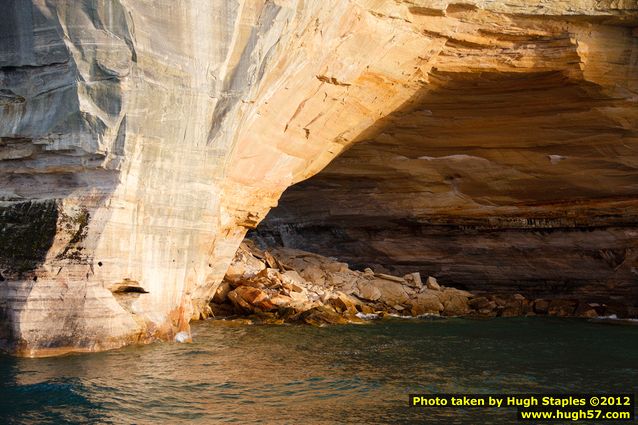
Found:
1,0 -> 637,355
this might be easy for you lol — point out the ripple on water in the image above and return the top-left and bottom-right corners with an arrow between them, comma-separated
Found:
0,317 -> 637,424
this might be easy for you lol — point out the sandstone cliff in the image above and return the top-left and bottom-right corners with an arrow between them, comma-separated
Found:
1,0 -> 637,355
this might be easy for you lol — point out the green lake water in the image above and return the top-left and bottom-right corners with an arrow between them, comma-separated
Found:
1,317 -> 637,424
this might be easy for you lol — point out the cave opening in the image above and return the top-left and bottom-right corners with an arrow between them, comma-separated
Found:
248,69 -> 638,308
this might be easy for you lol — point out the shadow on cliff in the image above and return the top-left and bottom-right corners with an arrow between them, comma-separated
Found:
250,69 -> 638,310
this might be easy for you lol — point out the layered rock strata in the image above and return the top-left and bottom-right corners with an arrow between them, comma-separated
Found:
1,1 -> 637,354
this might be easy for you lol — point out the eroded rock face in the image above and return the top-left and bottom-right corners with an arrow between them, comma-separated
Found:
250,4 -> 638,310
1,1 -> 637,355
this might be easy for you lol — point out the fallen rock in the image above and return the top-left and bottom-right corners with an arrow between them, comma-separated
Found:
371,278 -> 411,306
468,296 -> 492,310
217,240 -> 595,326
213,281 -> 232,304
357,304 -> 376,315
501,297 -> 524,317
269,293 -> 295,307
356,281 -> 382,301
228,286 -> 276,313
281,270 -> 307,287
324,261 -> 349,273
404,272 -> 423,289
439,288 -> 470,316
575,304 -> 599,318
225,243 -> 266,282
534,299 -> 550,315
410,291 -> 444,316
548,299 -> 578,316
426,276 -> 441,291
468,296 -> 499,317
299,264 -> 326,285
298,306 -> 350,326
603,302 -> 630,318
576,308 -> 598,319
329,292 -> 360,316
374,273 -> 405,283
227,288 -> 254,313
263,251 -> 281,269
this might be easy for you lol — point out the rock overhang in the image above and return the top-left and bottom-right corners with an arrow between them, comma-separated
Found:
0,0 -> 637,355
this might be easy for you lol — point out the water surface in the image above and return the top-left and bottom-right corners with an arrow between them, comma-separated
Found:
1,317 -> 637,424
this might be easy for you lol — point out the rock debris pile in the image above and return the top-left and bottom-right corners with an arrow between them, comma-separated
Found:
211,242 -> 625,325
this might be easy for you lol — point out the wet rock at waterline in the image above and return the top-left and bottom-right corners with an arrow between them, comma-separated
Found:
210,242 -> 634,325
1,0 -> 637,355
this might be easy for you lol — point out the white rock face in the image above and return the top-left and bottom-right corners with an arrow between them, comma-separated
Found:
0,0 -> 636,355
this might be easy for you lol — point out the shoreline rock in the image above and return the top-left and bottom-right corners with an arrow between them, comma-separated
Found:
211,241 -> 636,325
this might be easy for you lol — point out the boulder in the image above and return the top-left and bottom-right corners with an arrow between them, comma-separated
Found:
228,286 -> 276,313
522,299 -> 534,315
468,296 -> 498,317
575,308 -> 598,319
439,288 -> 470,316
227,289 -> 253,313
374,273 -> 405,283
501,296 -> 525,317
357,304 -> 376,315
300,264 -> 326,285
468,296 -> 491,310
229,277 -> 267,289
476,308 -> 498,318
324,261 -> 350,273
329,292 -> 360,316
426,276 -> 441,291
410,291 -> 443,316
404,272 -> 423,289
547,299 -> 578,316
575,303 -> 599,318
225,245 -> 266,282
213,280 -> 232,303
372,279 -> 411,306
269,293 -> 295,307
534,299 -> 550,314
501,305 -> 522,317
299,306 -> 350,326
263,251 -> 281,269
603,302 -> 630,318
249,312 -> 285,325
281,270 -> 307,287
356,282 -> 382,301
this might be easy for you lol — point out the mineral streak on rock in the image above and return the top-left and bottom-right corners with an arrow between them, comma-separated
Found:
1,1 -> 637,355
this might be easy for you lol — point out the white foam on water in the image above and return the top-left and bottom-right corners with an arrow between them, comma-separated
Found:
174,331 -> 191,343
355,312 -> 379,320
596,315 -> 638,322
